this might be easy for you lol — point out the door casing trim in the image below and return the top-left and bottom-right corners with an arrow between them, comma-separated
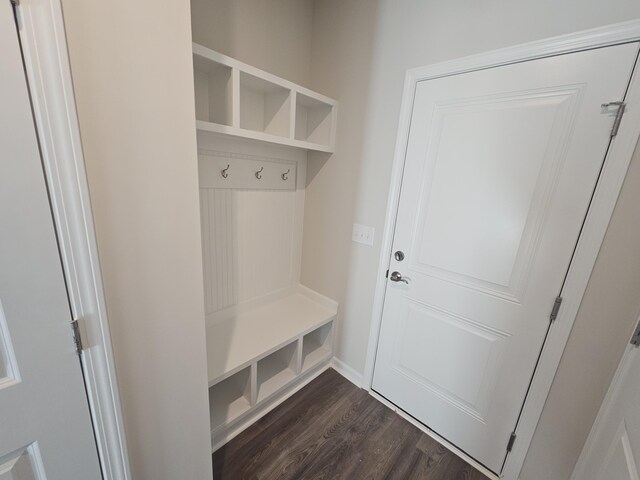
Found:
363,19 -> 640,480
16,1 -> 131,479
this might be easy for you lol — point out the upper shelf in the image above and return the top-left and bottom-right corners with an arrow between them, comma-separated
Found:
193,43 -> 337,153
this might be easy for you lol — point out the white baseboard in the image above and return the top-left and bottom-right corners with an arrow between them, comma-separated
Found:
331,356 -> 364,388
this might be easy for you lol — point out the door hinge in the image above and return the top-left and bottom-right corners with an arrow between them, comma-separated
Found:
550,296 -> 563,323
506,432 -> 517,453
385,269 -> 389,278
631,317 -> 640,347
71,318 -> 86,355
601,101 -> 626,137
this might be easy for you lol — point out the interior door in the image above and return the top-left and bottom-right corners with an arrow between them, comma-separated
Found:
372,43 -> 639,473
0,2 -> 102,478
573,336 -> 640,480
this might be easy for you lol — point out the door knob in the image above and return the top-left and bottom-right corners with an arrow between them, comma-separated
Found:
390,271 -> 410,284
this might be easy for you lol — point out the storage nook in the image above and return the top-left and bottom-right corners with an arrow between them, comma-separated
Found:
193,44 -> 339,451
193,43 -> 337,153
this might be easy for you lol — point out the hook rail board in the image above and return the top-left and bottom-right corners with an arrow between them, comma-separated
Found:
198,150 -> 296,190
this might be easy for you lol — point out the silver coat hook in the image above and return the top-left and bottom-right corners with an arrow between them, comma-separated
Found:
221,164 -> 230,179
255,167 -> 264,179
281,169 -> 290,181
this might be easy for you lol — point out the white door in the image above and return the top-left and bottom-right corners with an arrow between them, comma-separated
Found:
372,43 -> 639,473
0,2 -> 102,478
572,329 -> 640,480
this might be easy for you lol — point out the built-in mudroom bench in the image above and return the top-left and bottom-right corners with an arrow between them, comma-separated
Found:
192,44 -> 339,451
206,287 -> 336,450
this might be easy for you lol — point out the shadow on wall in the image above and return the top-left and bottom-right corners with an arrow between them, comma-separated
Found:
301,0 -> 382,375
190,0 -> 315,87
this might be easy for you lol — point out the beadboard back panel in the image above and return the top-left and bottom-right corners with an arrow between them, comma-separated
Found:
197,134 -> 306,323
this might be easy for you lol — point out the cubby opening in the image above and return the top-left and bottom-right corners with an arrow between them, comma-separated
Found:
294,93 -> 333,146
193,54 -> 233,125
257,342 -> 298,403
209,367 -> 251,432
239,72 -> 291,137
302,322 -> 333,373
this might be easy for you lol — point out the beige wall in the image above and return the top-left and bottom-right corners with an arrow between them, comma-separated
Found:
526,142 -> 640,479
190,0 -> 314,87
61,1 -> 213,479
306,1 -> 640,479
301,1 -> 380,378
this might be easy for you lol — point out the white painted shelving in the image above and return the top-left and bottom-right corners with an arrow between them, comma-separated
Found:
205,287 -> 337,449
193,43 -> 337,153
193,44 -> 339,452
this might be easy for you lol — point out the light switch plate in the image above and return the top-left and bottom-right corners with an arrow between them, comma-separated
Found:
352,223 -> 375,246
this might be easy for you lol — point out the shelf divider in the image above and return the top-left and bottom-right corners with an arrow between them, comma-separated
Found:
231,68 -> 240,128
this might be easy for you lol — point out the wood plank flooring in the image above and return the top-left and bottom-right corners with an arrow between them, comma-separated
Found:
213,368 -> 489,479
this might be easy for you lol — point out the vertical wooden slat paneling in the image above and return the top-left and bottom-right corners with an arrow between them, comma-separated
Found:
200,186 -> 296,314
200,190 -> 212,313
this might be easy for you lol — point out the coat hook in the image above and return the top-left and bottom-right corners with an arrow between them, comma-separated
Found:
281,169 -> 290,181
221,164 -> 230,179
255,167 -> 264,180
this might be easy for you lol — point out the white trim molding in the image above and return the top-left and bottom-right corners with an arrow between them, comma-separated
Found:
331,356 -> 364,388
16,1 -> 131,479
363,19 -> 640,480
570,338 -> 640,480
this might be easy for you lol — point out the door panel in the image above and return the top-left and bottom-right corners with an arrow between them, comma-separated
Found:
373,43 -> 639,473
601,423 -> 640,480
413,87 -> 580,300
393,300 -> 509,422
0,302 -> 20,388
0,443 -> 45,480
574,344 -> 640,480
0,2 -> 101,478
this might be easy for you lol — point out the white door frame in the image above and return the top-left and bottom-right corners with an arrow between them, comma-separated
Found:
363,20 -> 640,480
14,1 -> 131,479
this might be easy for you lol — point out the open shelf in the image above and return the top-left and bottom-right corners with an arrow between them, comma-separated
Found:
205,288 -> 336,385
192,43 -> 337,153
206,287 -> 337,446
196,120 -> 335,153
302,322 -> 333,373
239,72 -> 291,138
256,342 -> 298,403
209,367 -> 251,432
193,53 -> 233,126
295,92 -> 334,147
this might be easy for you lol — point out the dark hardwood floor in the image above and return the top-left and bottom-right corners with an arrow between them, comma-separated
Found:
213,368 -> 489,479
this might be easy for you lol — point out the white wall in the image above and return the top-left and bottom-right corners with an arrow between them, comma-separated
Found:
61,1 -> 213,479
305,1 -> 640,479
190,0 -> 314,87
